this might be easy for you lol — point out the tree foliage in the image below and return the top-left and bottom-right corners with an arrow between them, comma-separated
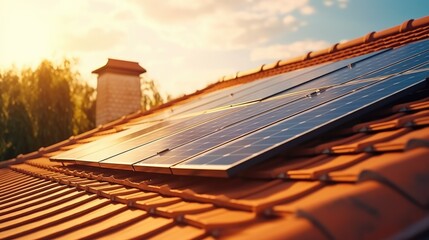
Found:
141,74 -> 170,111
0,59 -> 96,161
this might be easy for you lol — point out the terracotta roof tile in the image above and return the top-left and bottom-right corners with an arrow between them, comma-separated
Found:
184,208 -> 256,230
19,202 -> 125,239
227,181 -> 322,212
286,154 -> 371,180
222,216 -> 328,240
242,155 -> 329,179
113,191 -> 158,204
149,225 -> 207,240
134,195 -> 183,212
0,190 -> 89,228
156,201 -> 215,219
0,184 -> 66,211
274,181 -> 428,239
329,128 -> 412,154
329,147 -> 429,206
371,127 -> 429,152
57,209 -> 149,239
353,110 -> 429,132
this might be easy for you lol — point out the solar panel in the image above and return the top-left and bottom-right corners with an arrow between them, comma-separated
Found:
272,39 -> 429,99
152,48 -> 388,117
92,92 -> 312,169
52,105 -> 242,163
133,80 -> 373,172
51,39 -> 429,177
224,50 -> 386,105
61,52 -> 383,166
157,63 -> 325,117
171,70 -> 429,177
97,56 -> 398,170
51,121 -> 162,161
66,107 -> 241,166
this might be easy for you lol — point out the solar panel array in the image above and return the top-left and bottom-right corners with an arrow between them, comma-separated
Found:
52,39 -> 429,177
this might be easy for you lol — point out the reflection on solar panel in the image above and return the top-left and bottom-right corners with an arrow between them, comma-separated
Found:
51,39 -> 429,177
171,71 -> 429,176
132,81 -> 371,172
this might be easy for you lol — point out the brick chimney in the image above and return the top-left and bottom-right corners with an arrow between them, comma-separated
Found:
92,58 -> 146,126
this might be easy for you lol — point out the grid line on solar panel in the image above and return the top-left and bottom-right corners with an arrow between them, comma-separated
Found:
132,80 -> 375,171
357,46 -> 429,80
138,40 -> 425,121
271,39 -> 429,99
168,49 -> 387,116
51,111 -> 229,162
70,106 -> 242,163
145,64 -> 321,119
51,120 -> 165,161
224,50 -> 386,106
96,92 -> 314,167
166,69 -> 304,116
171,70 -> 429,177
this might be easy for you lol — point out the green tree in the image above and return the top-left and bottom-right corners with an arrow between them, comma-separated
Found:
0,72 -> 9,156
141,75 -> 169,111
0,59 -> 96,161
27,60 -> 74,146
0,69 -> 35,158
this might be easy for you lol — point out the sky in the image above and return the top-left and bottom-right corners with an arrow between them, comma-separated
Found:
0,0 -> 428,98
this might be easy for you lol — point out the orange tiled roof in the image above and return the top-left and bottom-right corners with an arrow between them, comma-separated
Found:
1,16 -> 429,239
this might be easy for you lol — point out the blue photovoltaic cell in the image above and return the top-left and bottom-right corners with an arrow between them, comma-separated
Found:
51,121 -> 163,161
133,81 -> 372,170
222,50 -> 385,106
70,107 -> 239,163
165,68 -> 308,116
171,70 -> 428,176
273,39 -> 429,99
53,106 -> 242,163
147,64 -> 322,118
98,92 -> 312,166
165,48 -> 386,116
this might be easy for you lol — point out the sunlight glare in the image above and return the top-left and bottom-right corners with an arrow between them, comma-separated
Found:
0,1 -> 56,68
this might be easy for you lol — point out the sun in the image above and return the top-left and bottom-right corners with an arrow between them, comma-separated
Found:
0,1 -> 57,68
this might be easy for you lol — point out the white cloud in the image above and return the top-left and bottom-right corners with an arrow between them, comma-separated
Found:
324,0 -> 334,7
283,15 -> 297,26
126,0 -> 315,50
324,0 -> 349,8
300,5 -> 315,15
63,28 -> 124,52
338,0 -> 349,8
250,40 -> 331,61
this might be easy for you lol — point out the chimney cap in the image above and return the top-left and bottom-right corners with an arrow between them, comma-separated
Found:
92,58 -> 146,76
